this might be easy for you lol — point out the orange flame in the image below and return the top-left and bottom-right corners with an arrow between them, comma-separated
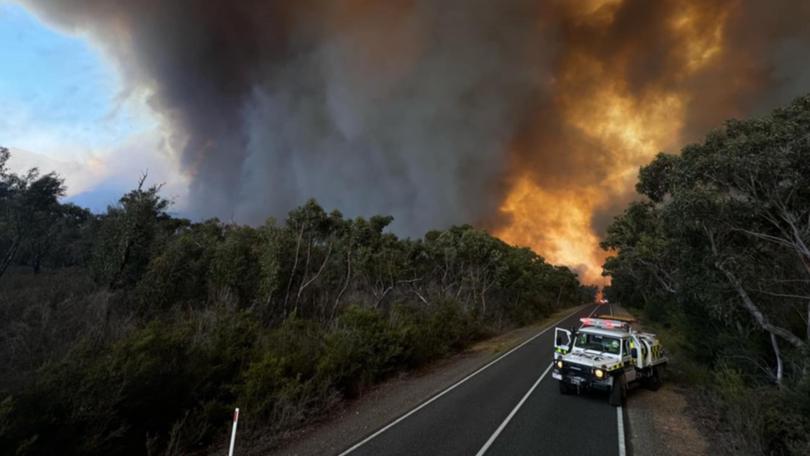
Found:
495,0 -> 730,285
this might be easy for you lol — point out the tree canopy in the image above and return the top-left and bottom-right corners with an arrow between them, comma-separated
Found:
0,153 -> 591,455
603,94 -> 810,454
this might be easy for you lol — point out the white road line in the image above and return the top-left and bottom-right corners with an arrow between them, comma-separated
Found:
617,405 -> 626,456
475,363 -> 553,456
475,305 -> 600,455
337,305 -> 592,455
615,302 -> 627,456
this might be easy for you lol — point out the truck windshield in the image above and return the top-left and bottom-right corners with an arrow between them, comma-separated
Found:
574,333 -> 621,355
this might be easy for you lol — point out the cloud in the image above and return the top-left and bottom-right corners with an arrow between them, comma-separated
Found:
7,130 -> 188,214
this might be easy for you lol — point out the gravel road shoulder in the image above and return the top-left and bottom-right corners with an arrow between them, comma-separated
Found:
625,384 -> 710,456
611,305 -> 711,456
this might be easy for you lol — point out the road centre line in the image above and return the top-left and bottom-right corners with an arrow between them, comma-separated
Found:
474,362 -> 553,456
475,305 -> 599,455
337,305 -> 592,455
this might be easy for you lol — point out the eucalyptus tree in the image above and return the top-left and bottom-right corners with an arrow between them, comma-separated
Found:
604,95 -> 810,385
0,148 -> 66,279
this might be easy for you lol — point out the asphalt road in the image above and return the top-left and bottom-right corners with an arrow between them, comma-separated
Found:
338,304 -> 624,456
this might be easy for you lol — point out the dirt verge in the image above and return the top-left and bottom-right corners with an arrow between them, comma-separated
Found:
613,306 -> 711,456
625,384 -> 710,456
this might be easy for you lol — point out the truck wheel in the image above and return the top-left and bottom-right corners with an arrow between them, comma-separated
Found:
609,375 -> 626,407
646,366 -> 662,391
559,381 -> 570,395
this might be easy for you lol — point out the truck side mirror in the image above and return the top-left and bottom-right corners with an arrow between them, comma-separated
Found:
631,348 -> 638,358
556,335 -> 564,346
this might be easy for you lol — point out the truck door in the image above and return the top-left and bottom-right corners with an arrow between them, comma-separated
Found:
621,338 -> 637,382
554,328 -> 571,358
629,335 -> 645,368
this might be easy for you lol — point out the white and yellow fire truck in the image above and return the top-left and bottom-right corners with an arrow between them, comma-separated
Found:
552,315 -> 667,406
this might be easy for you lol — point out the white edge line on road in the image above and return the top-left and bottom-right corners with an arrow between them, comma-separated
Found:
337,304 -> 593,456
475,305 -> 600,455
475,362 -> 553,456
613,303 -> 627,456
617,405 -> 626,456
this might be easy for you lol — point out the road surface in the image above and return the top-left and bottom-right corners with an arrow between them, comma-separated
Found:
336,304 -> 625,456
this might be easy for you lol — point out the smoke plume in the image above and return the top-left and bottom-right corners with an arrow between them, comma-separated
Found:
21,0 -> 810,283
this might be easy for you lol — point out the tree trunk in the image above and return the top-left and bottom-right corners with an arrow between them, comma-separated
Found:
295,241 -> 333,313
109,237 -> 133,289
33,252 -> 42,274
715,260 -> 805,348
770,332 -> 783,386
0,238 -> 20,279
411,286 -> 430,306
706,225 -> 806,348
283,224 -> 305,315
332,243 -> 352,320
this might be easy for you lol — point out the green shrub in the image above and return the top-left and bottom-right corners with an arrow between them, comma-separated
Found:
390,303 -> 444,367
239,319 -> 328,426
760,393 -> 809,456
135,233 -> 213,313
0,311 -> 262,456
319,306 -> 404,396
430,298 -> 482,352
0,188 -> 590,454
209,226 -> 261,307
710,367 -> 810,456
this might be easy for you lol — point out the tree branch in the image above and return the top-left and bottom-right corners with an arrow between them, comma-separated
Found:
706,225 -> 806,348
296,240 -> 333,308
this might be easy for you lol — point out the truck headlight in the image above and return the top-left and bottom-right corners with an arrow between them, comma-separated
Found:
594,368 -> 605,379
556,360 -> 563,369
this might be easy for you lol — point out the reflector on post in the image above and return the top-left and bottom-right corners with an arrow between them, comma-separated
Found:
228,408 -> 239,456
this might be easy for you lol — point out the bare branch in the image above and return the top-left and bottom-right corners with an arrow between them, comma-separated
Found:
283,223 -> 305,313
752,288 -> 810,301
296,240 -> 333,306
705,223 -> 806,348
137,171 -> 149,191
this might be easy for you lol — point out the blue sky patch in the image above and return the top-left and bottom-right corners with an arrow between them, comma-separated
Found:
0,1 -> 152,158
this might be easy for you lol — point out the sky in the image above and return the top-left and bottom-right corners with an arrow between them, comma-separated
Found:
0,1 -> 186,212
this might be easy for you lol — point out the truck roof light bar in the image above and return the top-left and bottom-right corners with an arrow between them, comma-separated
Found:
579,317 -> 630,330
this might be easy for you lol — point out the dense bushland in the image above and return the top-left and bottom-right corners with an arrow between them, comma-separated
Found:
0,151 -> 592,455
603,95 -> 810,455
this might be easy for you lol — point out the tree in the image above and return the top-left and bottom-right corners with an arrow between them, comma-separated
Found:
0,148 -> 66,279
135,219 -> 220,314
604,94 -> 810,386
90,175 -> 171,289
209,225 -> 262,308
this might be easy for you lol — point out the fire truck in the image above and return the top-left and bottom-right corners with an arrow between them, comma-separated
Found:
552,315 -> 667,406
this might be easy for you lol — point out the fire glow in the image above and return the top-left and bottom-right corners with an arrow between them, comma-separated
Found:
496,0 -> 734,284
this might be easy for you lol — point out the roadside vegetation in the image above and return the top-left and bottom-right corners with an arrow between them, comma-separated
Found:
0,149 -> 593,455
603,94 -> 810,455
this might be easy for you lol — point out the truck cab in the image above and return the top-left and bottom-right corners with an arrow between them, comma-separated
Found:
552,316 -> 667,406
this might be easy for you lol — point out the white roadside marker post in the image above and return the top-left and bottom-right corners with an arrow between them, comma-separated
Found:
228,408 -> 239,456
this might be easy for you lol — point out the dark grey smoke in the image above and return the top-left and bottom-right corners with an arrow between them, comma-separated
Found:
19,0 -> 810,241
21,0 -> 557,234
